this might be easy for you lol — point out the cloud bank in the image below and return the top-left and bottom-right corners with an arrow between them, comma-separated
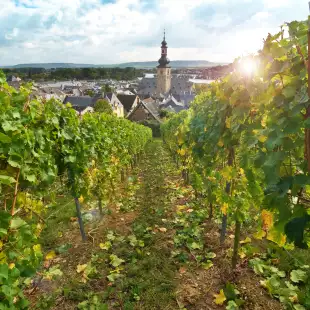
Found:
0,0 -> 306,65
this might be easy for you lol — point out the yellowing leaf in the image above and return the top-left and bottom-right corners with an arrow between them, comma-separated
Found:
99,241 -> 111,250
78,195 -> 84,203
45,250 -> 56,260
221,203 -> 228,215
262,210 -> 273,231
217,139 -> 224,147
239,168 -> 245,175
0,252 -> 7,263
207,176 -> 216,182
9,263 -> 15,269
0,241 -> 3,250
261,117 -> 267,128
202,261 -> 213,270
221,166 -> 233,179
225,117 -> 231,129
258,135 -> 267,143
253,230 -> 266,240
178,148 -> 186,156
76,264 -> 87,273
214,289 -> 226,305
239,250 -> 246,259
267,230 -> 286,247
240,237 -> 251,244
177,205 -> 186,211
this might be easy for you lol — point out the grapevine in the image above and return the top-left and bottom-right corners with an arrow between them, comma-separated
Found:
0,73 -> 151,309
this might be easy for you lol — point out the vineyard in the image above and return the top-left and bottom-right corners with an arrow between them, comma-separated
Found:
0,19 -> 310,310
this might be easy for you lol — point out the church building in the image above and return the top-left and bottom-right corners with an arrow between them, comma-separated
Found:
137,32 -> 195,112
156,32 -> 171,96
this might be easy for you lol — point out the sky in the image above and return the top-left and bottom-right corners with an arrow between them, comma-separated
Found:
0,0 -> 307,65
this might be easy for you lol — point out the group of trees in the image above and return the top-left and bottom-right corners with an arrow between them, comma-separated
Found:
1,67 -> 145,82
0,71 -> 152,309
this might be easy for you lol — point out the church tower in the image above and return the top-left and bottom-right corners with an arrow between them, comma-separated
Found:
156,31 -> 171,96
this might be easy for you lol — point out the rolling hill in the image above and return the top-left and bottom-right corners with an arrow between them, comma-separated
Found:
1,60 -> 226,69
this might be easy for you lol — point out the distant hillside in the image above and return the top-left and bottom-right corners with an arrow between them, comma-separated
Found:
1,63 -> 94,69
114,60 -> 224,69
1,60 -> 226,70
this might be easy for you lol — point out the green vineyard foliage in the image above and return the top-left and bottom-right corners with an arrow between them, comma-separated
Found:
0,72 -> 152,309
161,20 -> 310,253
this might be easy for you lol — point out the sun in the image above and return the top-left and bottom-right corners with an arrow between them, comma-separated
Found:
238,57 -> 257,77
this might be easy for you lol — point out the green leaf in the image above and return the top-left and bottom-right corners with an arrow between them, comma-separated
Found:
0,264 -> 9,280
223,282 -> 239,301
25,174 -> 36,183
2,121 -> 18,132
205,252 -> 216,259
0,211 -> 11,232
282,86 -> 296,98
107,272 -> 121,282
0,132 -> 11,144
7,158 -> 21,168
109,255 -> 124,267
10,217 -> 27,229
0,175 -> 16,185
189,242 -> 202,250
226,300 -> 239,310
290,269 -> 307,283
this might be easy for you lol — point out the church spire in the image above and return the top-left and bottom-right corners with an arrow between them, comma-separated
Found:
158,30 -> 170,68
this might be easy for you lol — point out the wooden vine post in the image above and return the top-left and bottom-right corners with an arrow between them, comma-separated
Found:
68,168 -> 87,241
220,147 -> 234,244
74,197 -> 87,241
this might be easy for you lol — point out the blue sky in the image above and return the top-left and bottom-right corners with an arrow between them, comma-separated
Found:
0,0 -> 306,65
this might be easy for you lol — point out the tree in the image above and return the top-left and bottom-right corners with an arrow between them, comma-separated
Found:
101,84 -> 114,93
159,109 -> 175,119
85,89 -> 95,97
94,99 -> 113,114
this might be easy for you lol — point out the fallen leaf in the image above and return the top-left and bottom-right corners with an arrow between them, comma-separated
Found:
159,227 -> 167,233
202,261 -> 213,270
45,250 -> 56,260
253,230 -> 266,240
179,267 -> 187,274
240,237 -> 251,244
76,264 -> 87,273
214,289 -> 226,305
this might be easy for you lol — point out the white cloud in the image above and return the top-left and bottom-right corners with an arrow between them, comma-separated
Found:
263,0 -> 291,8
23,42 -> 36,48
5,27 -> 19,40
0,0 -> 306,65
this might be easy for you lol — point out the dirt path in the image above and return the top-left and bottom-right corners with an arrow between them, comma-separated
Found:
28,139 -> 283,310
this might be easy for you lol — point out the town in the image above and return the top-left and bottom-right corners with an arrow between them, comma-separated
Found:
3,33 -> 232,127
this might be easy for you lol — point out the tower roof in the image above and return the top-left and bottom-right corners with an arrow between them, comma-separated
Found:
158,30 -> 170,68
161,30 -> 167,46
